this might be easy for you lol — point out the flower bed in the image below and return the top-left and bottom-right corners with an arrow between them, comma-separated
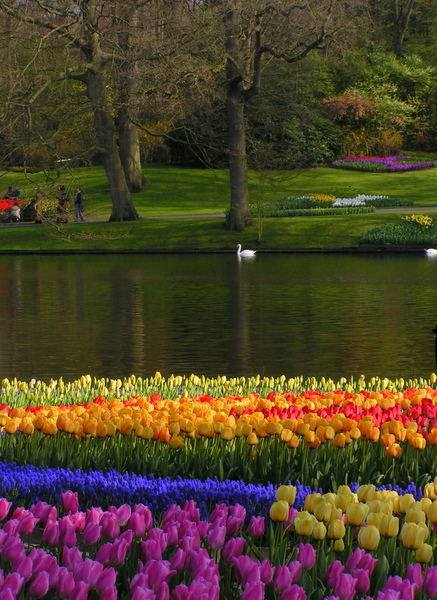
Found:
1,373 -> 437,598
332,156 -> 435,172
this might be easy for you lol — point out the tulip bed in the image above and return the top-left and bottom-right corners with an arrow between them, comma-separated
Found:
3,372 -> 437,599
331,156 -> 435,172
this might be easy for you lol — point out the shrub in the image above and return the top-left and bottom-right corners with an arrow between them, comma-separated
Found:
361,216 -> 437,245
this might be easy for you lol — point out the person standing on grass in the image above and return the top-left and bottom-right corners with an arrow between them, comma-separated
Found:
74,187 -> 86,222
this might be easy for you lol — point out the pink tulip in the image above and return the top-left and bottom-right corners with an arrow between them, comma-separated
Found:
95,567 -> 117,594
0,588 -> 15,600
423,567 -> 437,600
208,504 -> 227,524
56,567 -> 76,599
260,559 -> 275,584
100,586 -> 118,600
62,545 -> 83,571
225,516 -> 242,538
1,536 -> 25,563
170,548 -> 187,572
240,580 -> 265,600
142,539 -> 163,562
197,521 -> 209,540
232,555 -> 261,587
86,507 -> 103,525
119,528 -> 134,548
288,561 -> 302,584
73,557 -> 103,586
47,561 -> 61,592
42,521 -> 61,547
172,584 -> 190,600
141,559 -> 176,589
346,547 -> 377,576
155,580 -> 170,600
2,572 -> 25,596
274,565 -> 292,592
95,542 -> 112,566
100,512 -> 120,541
406,563 -> 423,591
28,571 -> 50,598
180,535 -> 200,553
12,554 -> 33,582
0,529 -> 10,550
398,580 -> 416,600
3,519 -> 20,536
61,491 -> 79,515
30,501 -> 57,524
206,523 -> 226,550
353,568 -> 370,596
297,543 -> 316,571
127,512 -> 147,538
109,537 -> 129,566
133,504 -> 153,531
131,587 -> 155,600
82,521 -> 102,546
59,517 -> 77,548
29,548 -> 57,575
161,523 -> 179,547
247,516 -> 265,538
67,580 -> 89,600
0,498 -> 12,520
183,500 -> 200,522
324,560 -> 345,589
284,507 -> 298,528
279,584 -> 307,600
221,537 -> 246,562
70,512 -> 86,532
333,572 -> 357,600
108,503 -> 131,526
147,528 -> 169,552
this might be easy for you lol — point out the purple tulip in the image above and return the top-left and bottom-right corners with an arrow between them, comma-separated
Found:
30,501 -> 57,524
147,528 -> 169,552
206,523 -> 226,550
1,536 -> 25,563
95,542 -> 113,566
170,548 -> 187,573
225,516 -> 242,538
59,516 -> 77,548
29,548 -> 57,575
62,545 -> 83,571
119,528 -> 134,548
55,567 -> 76,599
221,537 -> 246,562
61,491 -> 79,515
3,519 -> 20,536
2,572 -> 24,596
108,503 -> 131,526
131,587 -> 156,600
260,559 -> 275,584
95,567 -> 118,595
183,500 -> 200,522
172,584 -> 190,600
0,588 -> 15,600
109,537 -> 129,566
127,512 -> 147,538
86,507 -> 103,525
279,584 -> 307,600
162,523 -> 179,547
141,559 -> 176,589
288,560 -> 302,584
12,554 -> 33,582
345,547 -> 377,576
28,571 -> 50,599
247,516 -> 265,538
208,504 -> 228,524
73,557 -> 103,586
100,586 -> 118,600
241,580 -> 265,600
274,565 -> 292,592
100,512 -> 120,541
0,498 -> 12,520
197,521 -> 209,540
333,572 -> 357,600
353,568 -> 370,596
0,529 -> 10,550
142,538 -> 163,562
82,521 -> 102,546
67,580 -> 89,600
424,567 -> 437,599
42,520 -> 61,547
232,555 -> 261,587
324,560 -> 345,589
133,503 -> 153,531
297,543 -> 316,571
406,563 -> 423,591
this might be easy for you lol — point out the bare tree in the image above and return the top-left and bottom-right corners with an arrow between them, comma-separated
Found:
0,0 -> 146,220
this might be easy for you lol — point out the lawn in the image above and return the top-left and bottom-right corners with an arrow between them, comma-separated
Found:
0,163 -> 436,251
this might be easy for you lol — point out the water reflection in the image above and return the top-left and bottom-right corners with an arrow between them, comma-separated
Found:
0,253 -> 436,381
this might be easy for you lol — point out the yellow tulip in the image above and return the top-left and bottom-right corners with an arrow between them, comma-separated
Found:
276,485 -> 297,506
427,500 -> 437,523
378,514 -> 399,537
335,493 -> 354,512
312,521 -> 327,540
313,500 -> 332,523
246,432 -> 259,445
169,434 -> 184,449
345,502 -> 369,526
328,519 -> 345,540
269,500 -> 289,522
294,512 -> 316,536
332,539 -> 345,552
358,525 -> 380,551
416,543 -> 433,564
405,507 -> 426,525
400,522 -> 429,550
366,512 -> 383,528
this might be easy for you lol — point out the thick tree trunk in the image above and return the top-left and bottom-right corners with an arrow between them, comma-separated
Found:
225,91 -> 251,231
86,68 -> 140,221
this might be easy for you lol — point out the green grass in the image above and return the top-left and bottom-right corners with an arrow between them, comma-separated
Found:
1,163 -> 436,251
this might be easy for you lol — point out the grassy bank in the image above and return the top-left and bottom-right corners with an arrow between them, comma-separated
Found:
0,164 -> 436,251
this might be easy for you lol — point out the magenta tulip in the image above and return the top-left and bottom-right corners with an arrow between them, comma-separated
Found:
288,560 -> 302,584
232,555 -> 261,587
133,504 -> 153,531
274,565 -> 292,592
108,503 -> 131,526
82,521 -> 102,546
109,537 -> 129,566
131,586 -> 156,600
279,584 -> 307,600
100,586 -> 118,600
56,567 -> 76,599
225,516 -> 242,538
172,584 -> 190,600
221,537 -> 246,562
183,500 -> 200,522
73,557 -> 103,586
406,563 -> 424,591
170,548 -> 187,573
197,521 -> 209,540
95,567 -> 118,594
162,523 -> 179,547
12,554 -> 33,582
70,512 -> 86,532
333,572 -> 357,600
67,580 -> 89,600
324,560 -> 345,589
3,519 -> 20,536
423,567 -> 437,599
95,542 -> 112,566
61,491 -> 79,515
345,547 -> 377,576
62,545 -> 83,571
142,539 -> 163,562
247,516 -> 265,538
86,507 -> 103,525
28,571 -> 50,599
0,588 -> 15,600
0,498 -> 12,520
2,572 -> 25,596
206,523 -> 226,550
297,543 -> 316,571
127,512 -> 147,538
241,581 -> 265,600
141,559 -> 176,589
42,521 -> 61,547
260,559 -> 275,584
147,528 -> 169,552
1,536 -> 25,563
30,501 -> 57,524
100,512 -> 120,541
59,517 -> 77,548
353,568 -> 370,596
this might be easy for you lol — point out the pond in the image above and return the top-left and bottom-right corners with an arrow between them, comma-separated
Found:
0,253 -> 436,382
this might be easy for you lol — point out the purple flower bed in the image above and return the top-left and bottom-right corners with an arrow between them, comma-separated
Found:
332,156 -> 435,172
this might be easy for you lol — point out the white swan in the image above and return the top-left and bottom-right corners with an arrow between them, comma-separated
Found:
237,244 -> 256,257
425,248 -> 437,256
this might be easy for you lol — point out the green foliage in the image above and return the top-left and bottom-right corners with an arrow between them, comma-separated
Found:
361,216 -> 437,246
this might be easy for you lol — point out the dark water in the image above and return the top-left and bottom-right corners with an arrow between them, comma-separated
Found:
1,253 -> 437,382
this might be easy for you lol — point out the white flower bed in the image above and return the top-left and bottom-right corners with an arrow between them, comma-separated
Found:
332,194 -> 389,207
